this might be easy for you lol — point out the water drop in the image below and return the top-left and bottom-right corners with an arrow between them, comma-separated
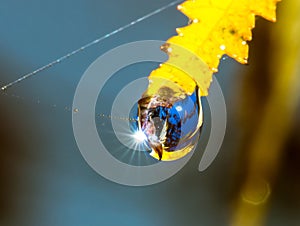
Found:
138,85 -> 203,161
193,18 -> 199,23
220,44 -> 226,51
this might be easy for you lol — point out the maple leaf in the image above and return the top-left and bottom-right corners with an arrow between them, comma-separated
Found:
148,0 -> 281,96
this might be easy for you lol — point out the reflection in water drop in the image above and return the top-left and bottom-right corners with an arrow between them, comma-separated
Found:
138,84 -> 203,161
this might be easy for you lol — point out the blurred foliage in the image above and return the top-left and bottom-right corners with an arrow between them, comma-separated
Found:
231,0 -> 300,225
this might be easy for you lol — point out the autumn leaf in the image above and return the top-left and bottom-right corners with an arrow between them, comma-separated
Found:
148,0 -> 281,96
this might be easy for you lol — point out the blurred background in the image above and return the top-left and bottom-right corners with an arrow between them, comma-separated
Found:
0,0 -> 299,226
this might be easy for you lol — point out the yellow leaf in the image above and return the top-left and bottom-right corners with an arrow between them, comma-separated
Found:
148,0 -> 280,96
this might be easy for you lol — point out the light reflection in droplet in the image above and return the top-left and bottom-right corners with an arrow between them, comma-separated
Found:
132,129 -> 147,143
